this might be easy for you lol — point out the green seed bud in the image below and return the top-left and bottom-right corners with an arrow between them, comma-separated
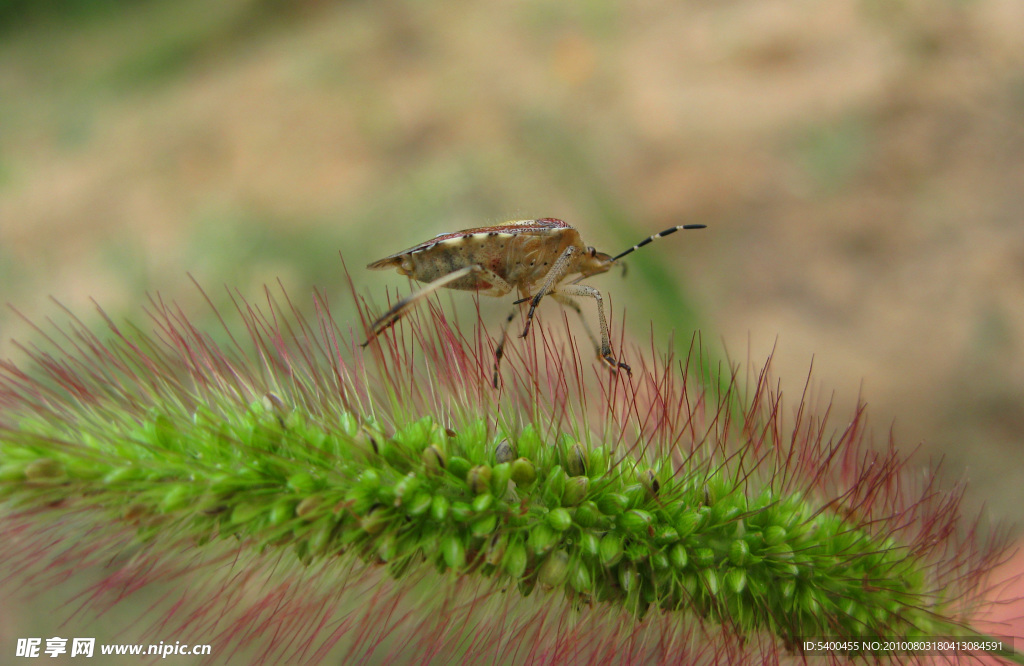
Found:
562,476 -> 590,506
494,439 -> 516,464
471,514 -> 498,537
229,501 -> 260,525
729,539 -> 751,566
442,533 -> 466,570
528,523 -> 557,555
392,473 -> 421,504
674,510 -> 701,537
451,501 -> 473,522
422,444 -> 446,473
694,547 -> 716,568
580,531 -> 601,557
503,541 -> 528,578
269,501 -> 295,526
669,543 -> 689,570
542,465 -> 567,507
406,491 -> 432,517
377,534 -> 398,562
621,484 -> 646,509
702,569 -> 719,596
569,560 -> 593,593
24,458 -> 65,481
467,465 -> 492,494
306,522 -> 333,555
546,507 -> 572,531
726,568 -> 747,594
599,533 -> 623,567
538,550 -> 570,588
587,447 -> 608,476
596,493 -> 628,516
510,458 -> 536,486
565,444 -> 587,477
573,501 -> 600,528
490,462 -> 512,495
764,525 -> 787,546
471,493 -> 494,513
448,456 -> 472,480
516,426 -> 542,458
618,509 -> 653,535
431,495 -> 450,522
354,425 -> 382,456
654,525 -> 679,545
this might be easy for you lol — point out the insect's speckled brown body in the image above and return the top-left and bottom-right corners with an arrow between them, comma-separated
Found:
367,219 -> 585,297
364,217 -> 706,386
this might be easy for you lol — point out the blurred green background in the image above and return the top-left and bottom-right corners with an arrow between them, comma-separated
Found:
1,0 -> 1022,659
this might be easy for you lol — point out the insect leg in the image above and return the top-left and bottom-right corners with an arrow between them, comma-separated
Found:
363,265 -> 483,344
492,304 -> 520,388
553,284 -> 631,376
550,293 -> 600,354
520,245 -> 576,339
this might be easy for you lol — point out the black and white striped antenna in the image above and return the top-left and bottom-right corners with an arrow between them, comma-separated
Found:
611,224 -> 707,262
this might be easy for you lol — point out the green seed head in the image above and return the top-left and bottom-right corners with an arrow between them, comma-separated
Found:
467,465 -> 492,494
546,507 -> 572,531
24,458 -> 66,481
509,458 -> 536,486
422,444 -> 446,473
562,476 -> 590,506
503,541 -> 528,578
538,550 -> 569,588
599,533 -> 623,567
565,444 -> 587,477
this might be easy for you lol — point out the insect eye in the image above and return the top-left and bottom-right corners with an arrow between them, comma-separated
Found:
589,247 -> 596,257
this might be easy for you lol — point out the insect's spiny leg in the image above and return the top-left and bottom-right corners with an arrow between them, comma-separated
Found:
362,265 -> 481,345
555,284 -> 631,377
550,293 -> 600,355
610,223 -> 707,262
492,305 -> 520,388
520,245 -> 576,339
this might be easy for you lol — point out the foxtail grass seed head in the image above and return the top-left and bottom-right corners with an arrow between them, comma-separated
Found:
0,276 -> 1017,665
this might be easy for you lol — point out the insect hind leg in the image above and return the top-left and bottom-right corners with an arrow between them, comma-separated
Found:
362,265 -> 483,345
553,284 -> 631,376
492,305 -> 520,388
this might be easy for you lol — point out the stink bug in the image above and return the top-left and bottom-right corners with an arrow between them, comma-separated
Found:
363,218 -> 706,386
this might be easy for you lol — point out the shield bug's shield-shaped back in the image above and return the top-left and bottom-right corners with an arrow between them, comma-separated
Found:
363,219 -> 706,386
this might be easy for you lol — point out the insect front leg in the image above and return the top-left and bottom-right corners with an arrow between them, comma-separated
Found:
553,284 -> 631,376
362,265 -> 484,344
520,245 -> 575,340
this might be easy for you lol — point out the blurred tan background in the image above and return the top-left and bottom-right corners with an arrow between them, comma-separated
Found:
1,0 -> 1021,552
